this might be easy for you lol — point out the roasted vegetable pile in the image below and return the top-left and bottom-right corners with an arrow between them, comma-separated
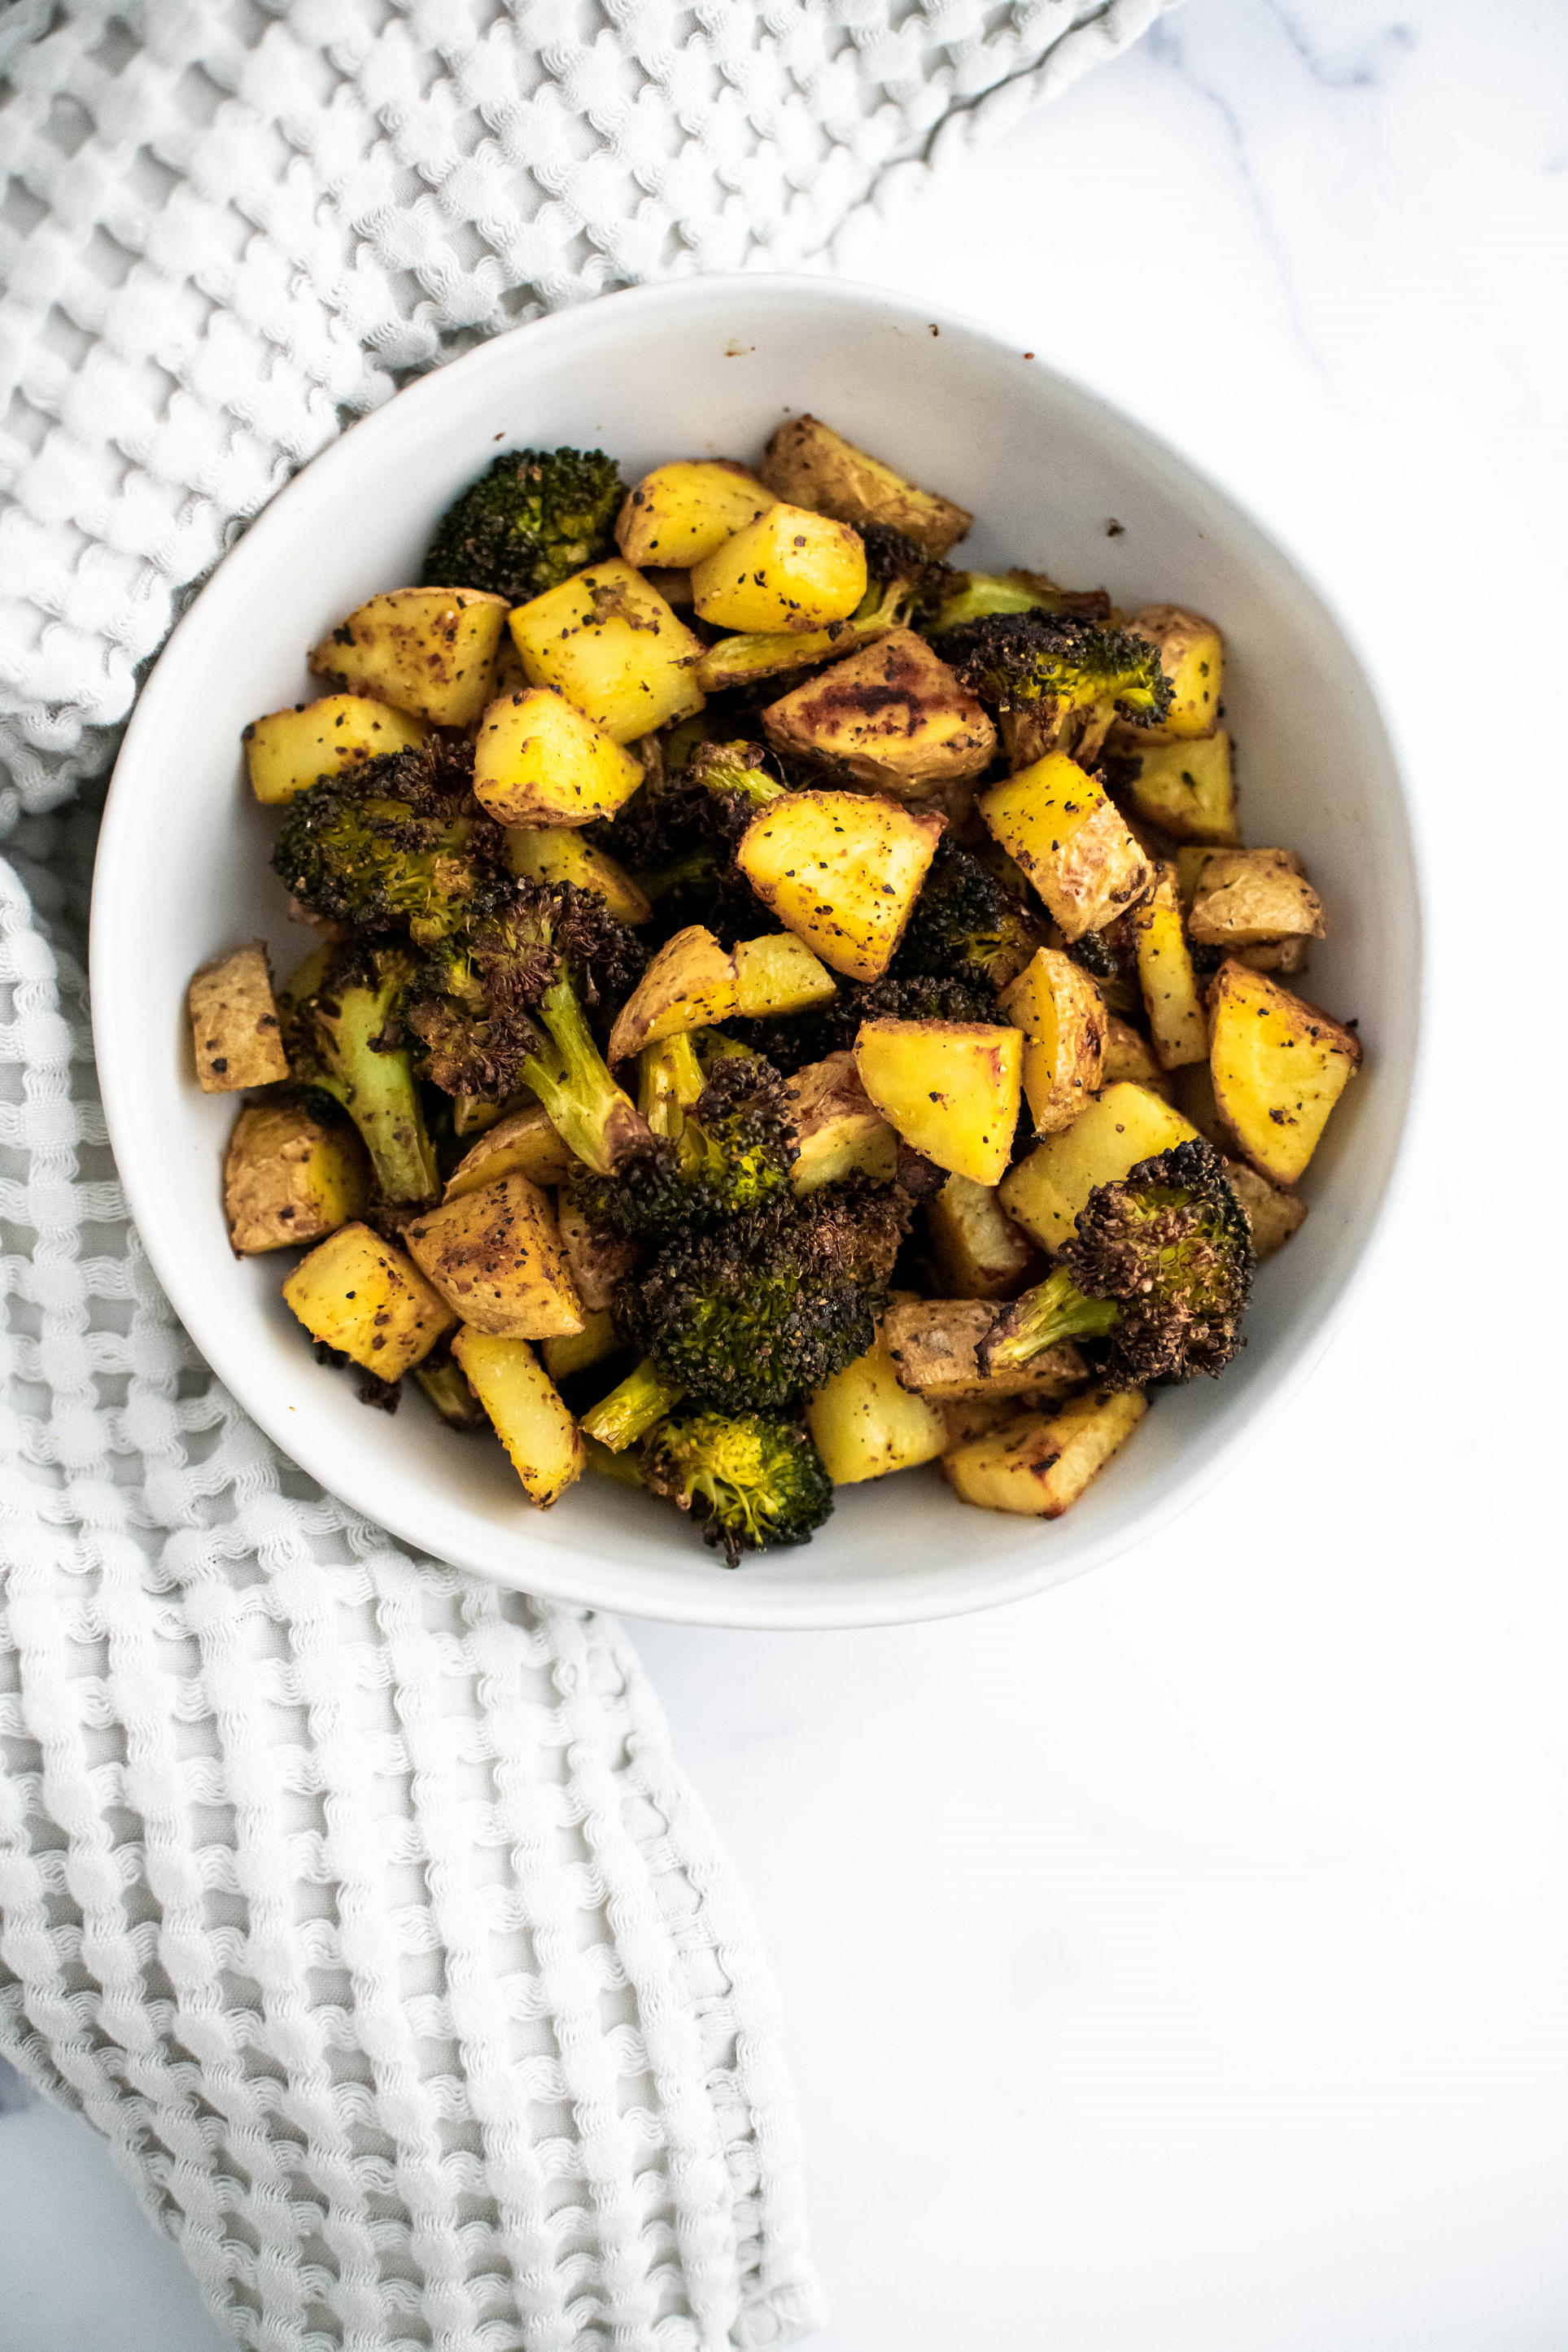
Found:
195,416 -> 1360,1562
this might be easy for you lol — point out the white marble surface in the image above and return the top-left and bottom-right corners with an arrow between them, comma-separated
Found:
3,0 -> 1566,2344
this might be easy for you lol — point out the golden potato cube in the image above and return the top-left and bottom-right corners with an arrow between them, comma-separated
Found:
806,1319 -> 947,1485
1125,729 -> 1238,844
980,754 -> 1152,942
607,925 -> 740,1064
451,1329 -> 584,1508
761,628 -> 996,792
927,1174 -> 1041,1301
242,694 -> 428,806
187,941 -> 290,1094
444,1104 -> 581,1201
473,687 -> 644,827
998,1082 -> 1199,1255
1125,604 -> 1223,741
555,1196 -> 640,1314
691,502 -> 867,634
785,1053 -> 899,1194
509,557 -> 705,742
541,1308 -> 621,1382
282,1222 -> 456,1377
944,1388 -> 1148,1518
308,587 -> 509,727
854,1020 -> 1022,1187
223,1099 -> 369,1254
404,1173 -> 583,1340
1221,1157 -> 1309,1261
758,414 -> 972,557
882,1297 -> 1085,1404
1133,863 -> 1208,1071
1208,960 -> 1361,1186
999,946 -> 1107,1134
736,790 -> 945,983
501,826 -> 651,925
1103,1016 -> 1172,1097
733,933 -> 838,1019
614,459 -> 773,568
1189,848 -> 1326,950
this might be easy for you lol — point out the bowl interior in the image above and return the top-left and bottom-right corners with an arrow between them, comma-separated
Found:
91,277 -> 1420,1628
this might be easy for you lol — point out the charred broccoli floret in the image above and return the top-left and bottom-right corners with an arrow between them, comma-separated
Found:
614,1184 -> 906,1412
891,837 -> 1042,994
941,610 -> 1173,765
572,1044 -> 797,1243
924,567 -> 1112,633
422,446 -> 622,605
592,742 -> 771,949
279,943 -> 440,1204
643,1411 -> 834,1565
273,737 -> 496,947
980,1139 -> 1254,1388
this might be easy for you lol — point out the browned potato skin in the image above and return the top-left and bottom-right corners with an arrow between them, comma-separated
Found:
555,1196 -> 640,1314
308,588 -> 509,728
882,1298 -> 1085,1404
926,1175 -> 1042,1301
1133,862 -> 1209,1071
223,1099 -> 369,1254
761,629 -> 996,794
607,925 -> 739,1064
758,415 -> 972,557
444,1104 -> 582,1200
404,1173 -> 584,1339
1102,1014 -> 1174,1099
1189,848 -> 1326,951
944,1388 -> 1148,1518
1235,935 -> 1312,976
1221,1157 -> 1310,1260
1119,604 -> 1222,742
785,1053 -> 899,1193
187,941 -> 290,1093
998,946 -> 1106,1134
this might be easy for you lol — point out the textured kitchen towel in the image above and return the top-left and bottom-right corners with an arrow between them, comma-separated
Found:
0,4 -> 1177,2347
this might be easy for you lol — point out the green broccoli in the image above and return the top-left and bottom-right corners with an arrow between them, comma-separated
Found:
422,447 -> 622,605
570,1041 -> 797,1243
278,943 -> 440,1204
613,1183 -> 907,1413
924,567 -> 1112,633
980,1139 -> 1254,1388
891,837 -> 1043,994
643,1411 -> 834,1565
272,737 -> 493,948
941,610 -> 1173,767
579,1357 -> 687,1452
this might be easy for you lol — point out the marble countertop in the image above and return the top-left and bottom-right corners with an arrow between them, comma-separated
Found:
3,1 -> 1565,2345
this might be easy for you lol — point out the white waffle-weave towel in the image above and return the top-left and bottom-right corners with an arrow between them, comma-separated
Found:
0,4 -> 1176,2346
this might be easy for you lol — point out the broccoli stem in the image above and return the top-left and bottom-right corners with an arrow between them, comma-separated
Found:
980,1267 -> 1122,1377
637,847 -> 716,903
583,1433 -> 647,1488
579,1357 -> 686,1452
638,1035 -> 705,1138
311,976 -> 440,1204
518,973 -> 649,1175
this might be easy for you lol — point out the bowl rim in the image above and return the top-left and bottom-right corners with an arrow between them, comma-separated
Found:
90,270 -> 1428,1630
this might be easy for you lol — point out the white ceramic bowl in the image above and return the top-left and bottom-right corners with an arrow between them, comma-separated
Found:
91,275 -> 1422,1629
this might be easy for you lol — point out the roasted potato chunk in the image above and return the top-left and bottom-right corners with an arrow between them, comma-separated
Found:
282,1222 -> 456,1378
1208,960 -> 1361,1185
733,933 -> 839,1018
761,628 -> 996,793
404,1173 -> 583,1340
806,1312 -> 948,1485
242,694 -> 428,806
614,460 -> 773,568
1189,848 -> 1326,951
927,1174 -> 1041,1301
473,687 -> 644,827
882,1297 -> 1085,1404
736,790 -> 945,982
999,946 -> 1106,1134
691,502 -> 867,633
980,754 -> 1152,942
758,414 -> 972,557
555,1195 -> 640,1314
998,1082 -> 1199,1255
308,587 -> 509,728
1124,729 -> 1239,845
608,925 -> 740,1061
223,1099 -> 369,1254
854,1019 -> 1022,1187
1133,862 -> 1208,1071
451,1330 -> 584,1507
541,1308 -> 621,1382
501,826 -> 651,925
944,1388 -> 1148,1517
509,557 -> 705,742
1221,1157 -> 1310,1260
785,1053 -> 899,1193
444,1104 -> 581,1200
1103,1015 -> 1173,1098
1121,604 -> 1223,741
187,941 -> 290,1094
